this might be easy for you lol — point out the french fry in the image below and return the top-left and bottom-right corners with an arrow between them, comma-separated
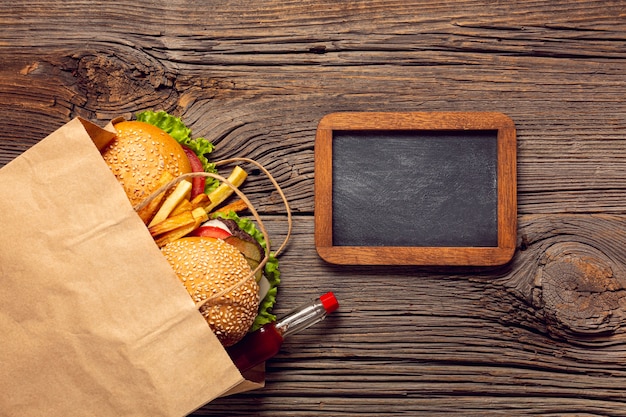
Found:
210,199 -> 248,216
154,207 -> 208,247
148,179 -> 192,227
136,171 -> 175,224
190,193 -> 211,211
170,198 -> 193,217
155,223 -> 196,247
205,166 -> 247,213
191,206 -> 209,225
170,193 -> 210,218
148,210 -> 195,237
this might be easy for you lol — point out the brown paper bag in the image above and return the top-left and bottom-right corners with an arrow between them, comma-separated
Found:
0,118 -> 262,417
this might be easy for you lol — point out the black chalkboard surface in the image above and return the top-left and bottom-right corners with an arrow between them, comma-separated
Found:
332,130 -> 498,248
314,112 -> 517,266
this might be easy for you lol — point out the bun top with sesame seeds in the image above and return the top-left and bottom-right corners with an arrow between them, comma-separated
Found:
160,236 -> 260,347
102,120 -> 192,206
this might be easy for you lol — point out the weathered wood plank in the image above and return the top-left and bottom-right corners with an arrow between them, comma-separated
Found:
2,60 -> 625,214
4,58 -> 626,215
1,1 -> 626,415
200,214 -> 626,415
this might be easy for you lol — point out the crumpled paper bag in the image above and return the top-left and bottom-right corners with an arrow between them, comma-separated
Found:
0,117 -> 262,417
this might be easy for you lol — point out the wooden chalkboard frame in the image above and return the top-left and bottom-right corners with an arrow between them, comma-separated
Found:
314,112 -> 517,266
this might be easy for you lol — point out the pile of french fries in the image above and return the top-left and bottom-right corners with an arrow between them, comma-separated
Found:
138,166 -> 249,247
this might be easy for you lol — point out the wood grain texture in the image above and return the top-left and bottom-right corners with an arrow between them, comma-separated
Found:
205,214 -> 626,416
2,0 -> 626,415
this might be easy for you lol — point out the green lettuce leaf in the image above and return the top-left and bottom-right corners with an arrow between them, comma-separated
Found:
215,210 -> 281,331
136,110 -> 219,193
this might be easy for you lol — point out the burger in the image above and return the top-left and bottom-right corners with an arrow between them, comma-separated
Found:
102,110 -> 219,206
101,110 -> 281,347
160,237 -> 260,347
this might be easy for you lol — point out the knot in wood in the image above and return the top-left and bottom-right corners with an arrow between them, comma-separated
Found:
71,51 -> 175,114
535,242 -> 626,338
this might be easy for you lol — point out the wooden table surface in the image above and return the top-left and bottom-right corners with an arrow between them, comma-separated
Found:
2,1 -> 626,415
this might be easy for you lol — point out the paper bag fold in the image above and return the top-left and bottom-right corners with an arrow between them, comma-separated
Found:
0,118 -> 259,417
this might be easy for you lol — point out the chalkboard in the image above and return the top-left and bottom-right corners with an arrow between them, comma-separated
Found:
332,130 -> 498,247
314,112 -> 517,266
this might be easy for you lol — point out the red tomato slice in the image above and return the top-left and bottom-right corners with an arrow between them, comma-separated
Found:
191,226 -> 233,239
181,145 -> 206,199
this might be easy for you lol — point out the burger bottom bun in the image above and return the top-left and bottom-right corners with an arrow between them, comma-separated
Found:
161,237 -> 260,347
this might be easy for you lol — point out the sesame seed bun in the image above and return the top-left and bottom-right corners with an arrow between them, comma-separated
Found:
160,237 -> 260,347
102,120 -> 192,206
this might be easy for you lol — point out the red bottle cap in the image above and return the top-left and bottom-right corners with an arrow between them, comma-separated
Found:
320,292 -> 339,314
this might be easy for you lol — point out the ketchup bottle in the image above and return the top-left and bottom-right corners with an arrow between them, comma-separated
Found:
227,292 -> 339,373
